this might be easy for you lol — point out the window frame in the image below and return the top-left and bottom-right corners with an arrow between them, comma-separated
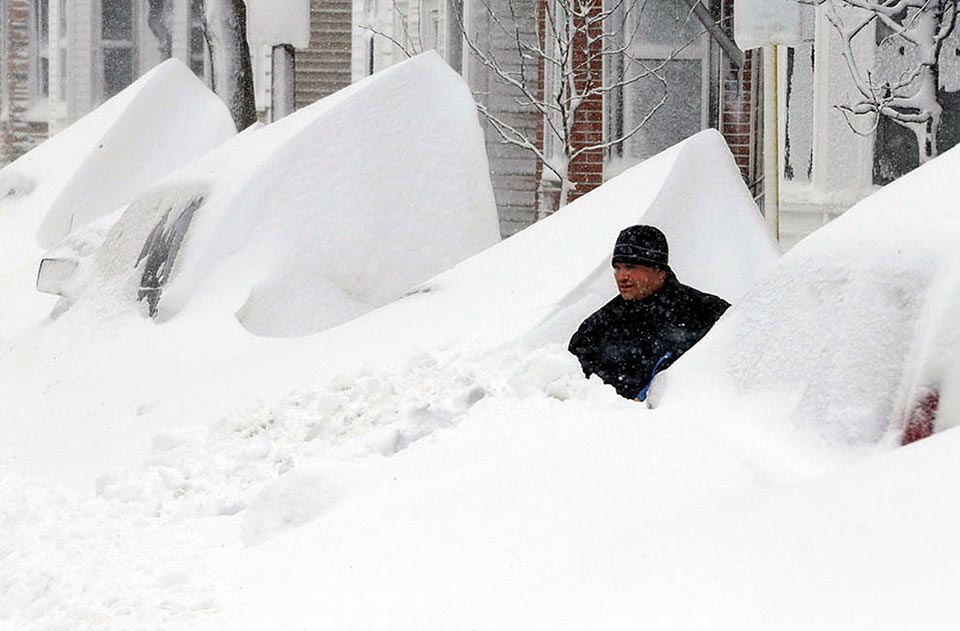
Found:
603,0 -> 711,169
98,0 -> 138,100
33,0 -> 50,102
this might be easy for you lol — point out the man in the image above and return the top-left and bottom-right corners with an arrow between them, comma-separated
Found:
568,225 -> 729,400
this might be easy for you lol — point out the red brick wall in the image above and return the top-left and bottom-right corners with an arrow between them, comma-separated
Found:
535,0 -> 761,211
565,0 -> 603,203
721,51 -> 758,186
719,0 -> 761,198
534,0 -> 604,212
1,0 -> 48,165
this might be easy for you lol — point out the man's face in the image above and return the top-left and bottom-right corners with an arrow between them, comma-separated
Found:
614,262 -> 666,301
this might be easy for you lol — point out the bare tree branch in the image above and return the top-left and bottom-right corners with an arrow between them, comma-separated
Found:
358,24 -> 419,58
815,0 -> 957,164
370,0 -> 726,212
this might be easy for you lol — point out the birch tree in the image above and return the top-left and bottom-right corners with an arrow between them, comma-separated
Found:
810,0 -> 959,163
364,0 -> 728,211
467,0 -> 728,210
144,0 -> 257,131
147,0 -> 173,58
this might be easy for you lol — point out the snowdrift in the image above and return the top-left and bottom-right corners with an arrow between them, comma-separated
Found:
0,127 -> 775,495
654,141 -> 960,446
301,127 -> 779,356
6,69 -> 960,628
184,387 -> 960,631
0,59 -> 234,261
11,126 -> 908,631
69,51 -> 500,338
0,59 -> 234,339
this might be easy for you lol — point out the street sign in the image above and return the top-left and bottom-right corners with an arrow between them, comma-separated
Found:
734,0 -> 815,50
246,0 -> 311,48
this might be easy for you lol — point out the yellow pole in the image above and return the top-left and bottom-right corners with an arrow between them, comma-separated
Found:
762,45 -> 781,242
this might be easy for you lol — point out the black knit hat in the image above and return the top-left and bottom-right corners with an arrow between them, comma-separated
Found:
611,225 -> 669,268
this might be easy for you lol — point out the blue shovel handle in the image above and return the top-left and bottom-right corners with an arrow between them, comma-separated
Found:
637,351 -> 673,402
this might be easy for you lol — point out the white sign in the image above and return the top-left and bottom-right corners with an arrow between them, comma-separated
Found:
734,0 -> 815,50
246,0 -> 311,48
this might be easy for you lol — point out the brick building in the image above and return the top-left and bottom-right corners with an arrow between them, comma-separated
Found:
0,0 -> 50,164
359,0 -> 763,237
7,1 -> 951,247
359,0 -> 960,246
0,0 -> 353,165
539,0 -> 762,213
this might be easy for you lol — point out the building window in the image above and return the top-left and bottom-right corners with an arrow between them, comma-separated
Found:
604,0 -> 709,175
188,0 -> 206,78
57,0 -> 66,102
17,0 -> 51,124
421,0 -> 440,52
620,59 -> 704,159
101,0 -> 135,98
34,0 -> 50,99
783,44 -> 814,182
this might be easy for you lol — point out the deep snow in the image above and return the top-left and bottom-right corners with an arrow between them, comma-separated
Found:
0,122 -> 784,629
68,51 -> 499,338
3,53 -> 960,631
0,59 -> 235,340
654,138 -> 960,446
0,59 -> 234,255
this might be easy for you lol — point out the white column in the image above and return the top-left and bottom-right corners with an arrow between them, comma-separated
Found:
271,44 -> 295,121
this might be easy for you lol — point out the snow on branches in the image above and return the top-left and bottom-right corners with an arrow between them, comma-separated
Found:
807,0 -> 959,163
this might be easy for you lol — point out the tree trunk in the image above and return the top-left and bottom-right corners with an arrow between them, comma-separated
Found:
916,98 -> 941,165
147,0 -> 172,59
912,9 -> 941,164
200,0 -> 258,131
558,174 -> 573,209
552,158 -> 573,217
907,63 -> 941,165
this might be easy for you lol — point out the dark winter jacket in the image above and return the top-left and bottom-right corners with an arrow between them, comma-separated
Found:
568,271 -> 730,399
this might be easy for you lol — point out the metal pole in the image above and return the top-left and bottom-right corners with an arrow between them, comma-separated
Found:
680,0 -> 745,68
271,44 -> 295,121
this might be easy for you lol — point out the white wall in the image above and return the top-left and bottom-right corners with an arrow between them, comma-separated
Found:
778,3 -> 875,250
